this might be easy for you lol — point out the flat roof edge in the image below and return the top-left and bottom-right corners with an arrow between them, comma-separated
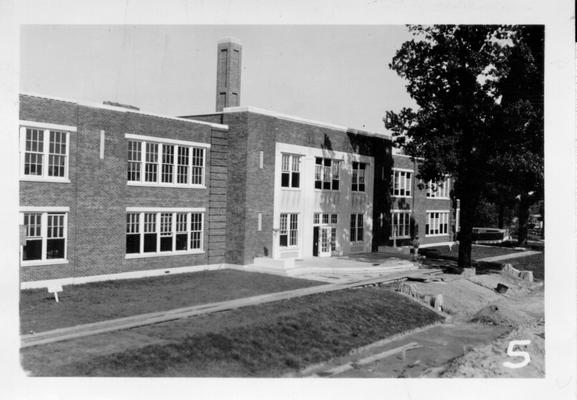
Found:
20,93 -> 229,130
222,106 -> 391,140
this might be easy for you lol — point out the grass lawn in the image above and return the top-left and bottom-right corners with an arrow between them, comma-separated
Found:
421,244 -> 524,260
21,287 -> 443,377
20,269 -> 321,334
506,252 -> 545,281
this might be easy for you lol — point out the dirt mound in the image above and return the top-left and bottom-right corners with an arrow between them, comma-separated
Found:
470,303 -> 533,328
434,319 -> 545,378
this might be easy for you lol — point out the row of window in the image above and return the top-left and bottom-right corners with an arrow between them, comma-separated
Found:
126,211 -> 203,255
390,210 -> 451,238
20,126 -> 207,188
127,140 -> 205,186
21,209 -> 206,264
281,154 -> 367,192
22,212 -> 67,262
390,168 -> 451,199
22,128 -> 68,179
279,212 -> 365,249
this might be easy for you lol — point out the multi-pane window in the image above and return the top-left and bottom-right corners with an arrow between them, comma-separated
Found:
279,213 -> 298,247
125,210 -> 204,256
21,211 -> 67,263
190,213 -> 203,249
127,141 -> 142,182
314,158 -> 340,190
177,147 -> 189,184
48,131 -> 67,177
127,138 -> 206,186
427,177 -> 451,199
391,169 -> 412,197
312,213 -> 338,250
425,211 -> 449,236
281,154 -> 301,188
21,127 -> 70,180
350,213 -> 364,242
352,162 -> 366,192
313,213 -> 337,225
161,145 -> 174,183
191,148 -> 204,185
391,211 -> 411,239
145,143 -> 159,183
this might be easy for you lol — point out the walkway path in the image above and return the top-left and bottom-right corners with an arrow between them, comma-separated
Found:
476,250 -> 541,263
21,268 -> 441,349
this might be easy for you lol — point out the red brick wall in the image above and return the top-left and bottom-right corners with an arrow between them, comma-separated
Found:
19,95 -> 221,282
391,155 -> 454,246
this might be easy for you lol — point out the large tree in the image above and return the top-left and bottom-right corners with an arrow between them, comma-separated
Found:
490,26 -> 544,244
385,25 -> 543,268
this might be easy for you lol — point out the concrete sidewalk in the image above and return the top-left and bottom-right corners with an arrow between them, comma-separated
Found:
476,250 -> 541,263
22,268 -> 440,349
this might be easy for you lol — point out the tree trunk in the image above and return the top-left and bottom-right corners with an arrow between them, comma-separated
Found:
458,199 -> 476,269
497,203 -> 505,229
517,194 -> 531,245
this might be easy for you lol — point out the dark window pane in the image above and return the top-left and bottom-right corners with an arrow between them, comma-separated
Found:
176,234 -> 187,250
323,181 -> 330,190
23,240 -> 42,261
360,163 -> 366,170
359,184 -> 365,192
291,172 -> 300,188
316,158 -> 322,165
281,172 -> 290,187
126,234 -> 140,254
280,234 -> 288,247
144,233 -> 157,252
315,181 -> 322,189
332,180 -> 339,190
46,239 -> 65,259
352,183 -> 358,192
160,237 -> 173,252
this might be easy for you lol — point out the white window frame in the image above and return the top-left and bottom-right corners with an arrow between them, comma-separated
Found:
350,213 -> 364,243
391,168 -> 413,198
19,206 -> 69,266
391,210 -> 412,239
19,122 -> 73,183
125,134 -> 210,189
426,177 -> 451,199
281,153 -> 301,189
279,213 -> 299,248
314,157 -> 341,191
351,162 -> 367,192
125,207 -> 205,258
425,210 -> 450,237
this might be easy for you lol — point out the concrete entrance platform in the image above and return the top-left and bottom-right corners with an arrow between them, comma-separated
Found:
242,253 -> 419,283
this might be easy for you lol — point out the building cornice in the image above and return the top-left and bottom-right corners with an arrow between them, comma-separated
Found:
20,92 -> 229,131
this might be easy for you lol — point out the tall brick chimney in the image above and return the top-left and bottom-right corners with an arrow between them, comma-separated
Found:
215,38 -> 242,112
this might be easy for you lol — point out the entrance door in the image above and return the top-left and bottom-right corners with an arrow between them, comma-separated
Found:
312,226 -> 319,257
319,226 -> 331,257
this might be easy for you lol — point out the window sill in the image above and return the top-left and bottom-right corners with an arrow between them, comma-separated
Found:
21,259 -> 69,267
314,188 -> 340,192
20,177 -> 70,184
426,197 -> 450,200
391,236 -> 411,240
425,234 -> 450,238
391,195 -> 412,199
125,250 -> 205,259
127,181 -> 206,189
279,246 -> 299,250
280,187 -> 301,191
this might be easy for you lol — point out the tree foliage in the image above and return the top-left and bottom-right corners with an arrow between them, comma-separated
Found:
385,25 -> 543,266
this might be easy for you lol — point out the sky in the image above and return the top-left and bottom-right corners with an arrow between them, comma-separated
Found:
21,25 -> 416,134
